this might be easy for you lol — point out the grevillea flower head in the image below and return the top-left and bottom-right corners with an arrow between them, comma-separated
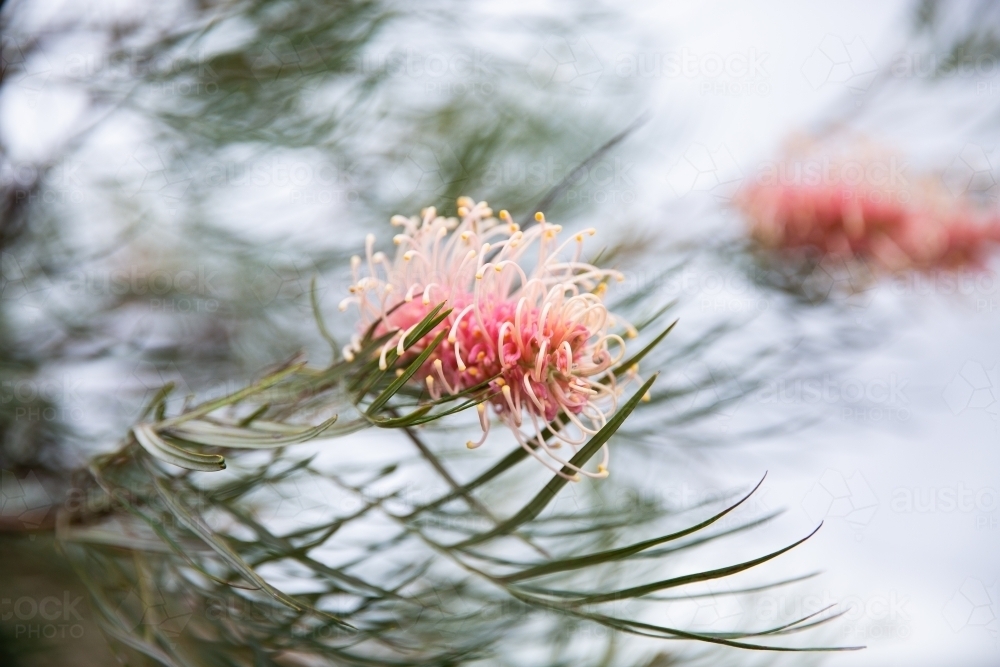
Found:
736,139 -> 1000,271
340,197 -> 638,480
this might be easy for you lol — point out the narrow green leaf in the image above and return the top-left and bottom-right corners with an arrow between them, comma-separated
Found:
369,404 -> 434,428
499,473 -> 767,582
310,275 -> 339,360
549,523 -> 822,606
613,319 -> 677,377
453,373 -> 658,548
132,424 -> 225,472
366,330 -> 446,416
158,361 -> 306,428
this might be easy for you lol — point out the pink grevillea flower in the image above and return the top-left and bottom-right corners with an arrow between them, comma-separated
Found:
339,197 -> 637,480
737,146 -> 1000,271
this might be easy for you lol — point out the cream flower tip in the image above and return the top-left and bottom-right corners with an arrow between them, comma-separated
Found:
534,212 -> 545,222
345,197 -> 638,480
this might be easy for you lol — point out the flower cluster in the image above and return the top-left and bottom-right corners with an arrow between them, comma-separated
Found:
737,143 -> 1000,271
340,198 -> 637,480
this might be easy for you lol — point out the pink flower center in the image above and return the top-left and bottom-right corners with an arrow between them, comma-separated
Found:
382,294 -> 594,422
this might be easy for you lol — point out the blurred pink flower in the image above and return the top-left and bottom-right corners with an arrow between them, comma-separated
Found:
737,144 -> 1000,271
341,198 -> 638,480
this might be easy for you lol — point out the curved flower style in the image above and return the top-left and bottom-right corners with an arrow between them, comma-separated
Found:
340,198 -> 637,480
737,143 -> 1000,271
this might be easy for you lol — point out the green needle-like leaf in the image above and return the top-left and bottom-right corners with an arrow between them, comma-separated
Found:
499,473 -> 767,582
453,373 -> 658,549
367,330 -> 447,416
